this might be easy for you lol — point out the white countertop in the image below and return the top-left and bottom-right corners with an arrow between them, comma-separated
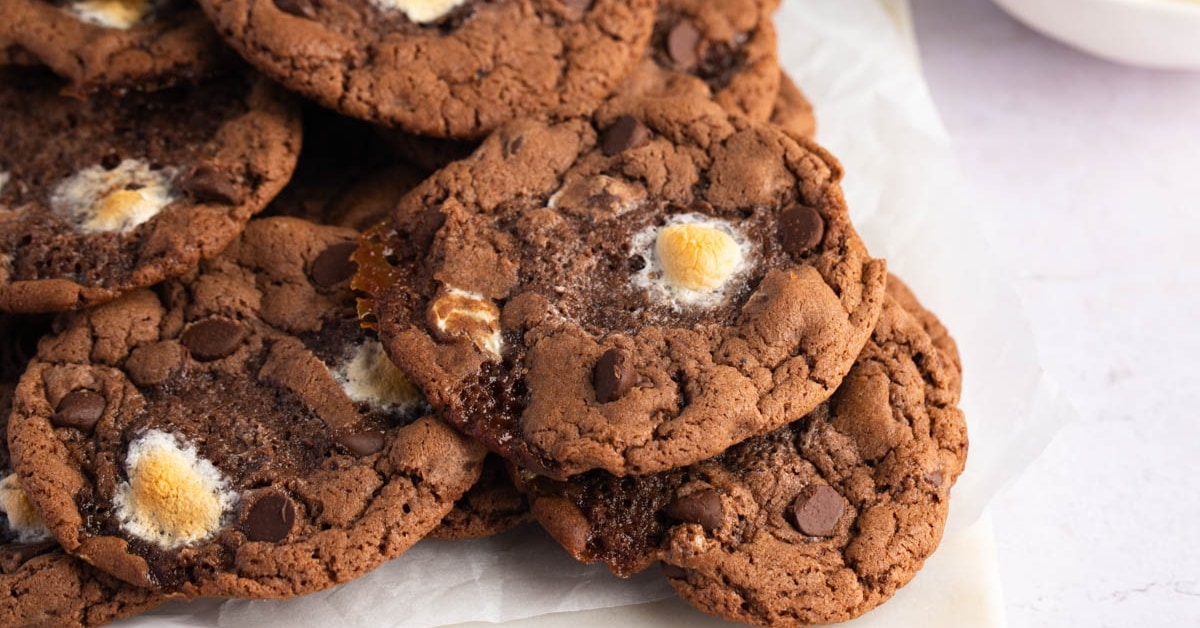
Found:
909,1 -> 1200,625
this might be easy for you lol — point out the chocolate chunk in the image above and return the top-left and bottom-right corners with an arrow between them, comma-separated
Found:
779,205 -> 825,258
925,470 -> 944,488
52,390 -> 106,432
660,562 -> 689,580
274,0 -> 317,19
602,116 -> 650,157
181,165 -> 243,205
787,485 -> 844,537
666,19 -> 701,70
665,489 -> 723,531
594,348 -> 635,403
337,429 -> 385,456
242,491 -> 296,543
310,241 -> 359,289
0,540 -> 59,574
503,135 -> 525,157
181,319 -> 246,361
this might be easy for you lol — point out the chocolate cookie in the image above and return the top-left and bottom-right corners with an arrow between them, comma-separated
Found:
770,73 -> 816,140
197,0 -> 657,139
358,96 -> 887,479
0,0 -> 229,93
629,0 -> 781,122
7,217 -> 485,597
524,293 -> 968,625
1,315 -> 169,627
428,454 -> 531,540
0,67 -> 301,314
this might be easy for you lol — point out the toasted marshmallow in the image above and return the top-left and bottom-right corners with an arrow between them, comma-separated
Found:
0,473 -> 51,542
71,0 -> 154,29
0,171 -> 10,195
428,287 -> 503,359
333,339 -> 424,411
374,0 -> 467,24
114,430 -> 235,549
631,214 -> 751,308
50,159 -> 177,234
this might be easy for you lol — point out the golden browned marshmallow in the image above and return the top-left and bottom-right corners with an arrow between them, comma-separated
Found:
72,0 -> 154,29
655,222 -> 744,292
50,159 -> 177,233
334,339 -> 424,410
0,473 -> 50,541
115,431 -> 234,548
428,287 -> 503,359
374,0 -> 468,23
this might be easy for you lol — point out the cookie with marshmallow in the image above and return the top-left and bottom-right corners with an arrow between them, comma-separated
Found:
0,67 -> 301,313
6,217 -> 485,597
359,95 -> 887,479
0,0 -> 229,93
195,0 -> 657,138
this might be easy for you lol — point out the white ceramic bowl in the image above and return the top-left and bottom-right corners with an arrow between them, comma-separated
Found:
992,0 -> 1200,70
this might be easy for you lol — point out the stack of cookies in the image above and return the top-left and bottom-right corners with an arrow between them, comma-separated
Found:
0,0 -> 968,625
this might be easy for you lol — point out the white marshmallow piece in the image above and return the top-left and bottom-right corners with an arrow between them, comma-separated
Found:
71,0 -> 154,30
50,159 -> 177,234
333,339 -> 424,411
374,0 -> 468,24
0,473 -> 51,542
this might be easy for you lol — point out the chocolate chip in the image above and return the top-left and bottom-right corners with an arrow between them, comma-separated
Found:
310,241 -> 359,289
181,319 -> 246,361
181,165 -> 242,205
242,491 -> 296,543
665,489 -> 723,531
787,485 -> 844,537
594,348 -> 636,403
779,205 -> 825,257
0,540 -> 58,574
52,390 -> 106,432
337,429 -> 385,457
563,0 -> 592,13
666,19 -> 702,70
660,562 -> 689,580
602,116 -> 650,157
274,0 -> 316,19
100,152 -> 122,170
925,470 -> 944,488
503,135 -> 525,157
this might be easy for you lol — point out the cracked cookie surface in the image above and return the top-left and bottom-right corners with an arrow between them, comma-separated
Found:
523,287 -> 968,625
358,96 -> 886,479
0,67 -> 301,314
197,0 -> 657,139
7,217 -> 484,597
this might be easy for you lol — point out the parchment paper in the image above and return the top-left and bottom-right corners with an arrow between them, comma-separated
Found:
117,0 -> 1074,625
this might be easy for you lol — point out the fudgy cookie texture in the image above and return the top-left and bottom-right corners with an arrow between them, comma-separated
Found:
2,315 -> 169,627
616,0 -> 780,122
7,217 -> 485,597
357,95 -> 887,479
266,105 -> 428,231
523,293 -> 968,625
197,0 -> 658,139
428,454 -> 531,540
0,67 -> 301,314
0,0 -> 229,93
770,73 -> 816,140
